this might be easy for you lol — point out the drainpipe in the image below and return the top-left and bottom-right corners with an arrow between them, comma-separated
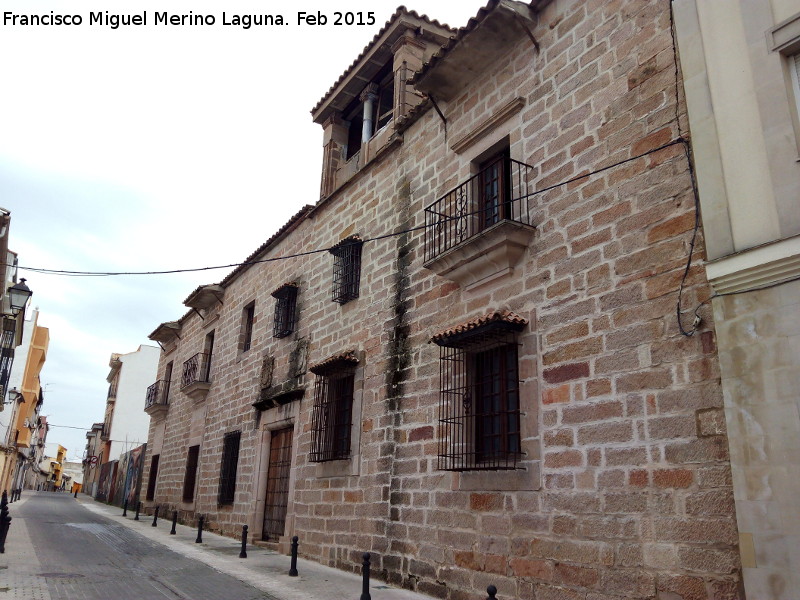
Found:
360,83 -> 378,144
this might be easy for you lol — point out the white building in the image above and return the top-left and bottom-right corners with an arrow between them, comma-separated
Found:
100,345 -> 158,463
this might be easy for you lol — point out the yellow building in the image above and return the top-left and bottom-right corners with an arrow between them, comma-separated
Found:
3,309 -> 49,492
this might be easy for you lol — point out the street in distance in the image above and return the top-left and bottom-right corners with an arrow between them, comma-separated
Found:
2,11 -> 377,29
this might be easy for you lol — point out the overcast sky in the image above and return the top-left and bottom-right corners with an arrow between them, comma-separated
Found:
0,0 -> 486,460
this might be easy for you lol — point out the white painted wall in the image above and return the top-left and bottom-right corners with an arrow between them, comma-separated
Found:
107,345 -> 158,461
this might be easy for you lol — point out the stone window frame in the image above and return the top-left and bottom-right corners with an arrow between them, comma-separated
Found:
145,453 -> 159,501
310,369 -> 356,462
769,11 -> 800,155
240,301 -> 256,353
329,236 -> 364,305
217,430 -> 241,505
432,311 -> 541,492
272,283 -> 298,339
182,444 -> 200,503
308,352 -> 364,478
433,317 -> 525,472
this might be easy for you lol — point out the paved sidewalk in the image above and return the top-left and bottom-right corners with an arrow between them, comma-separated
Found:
2,492 -> 440,600
0,494 -> 51,600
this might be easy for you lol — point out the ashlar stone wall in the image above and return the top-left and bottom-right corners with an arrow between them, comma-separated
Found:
143,1 -> 743,598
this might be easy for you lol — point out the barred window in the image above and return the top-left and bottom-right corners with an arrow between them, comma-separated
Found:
218,431 -> 240,505
182,445 -> 200,502
329,236 -> 363,304
146,454 -> 160,501
310,353 -> 358,462
432,311 -> 527,471
242,302 -> 255,352
272,284 -> 298,338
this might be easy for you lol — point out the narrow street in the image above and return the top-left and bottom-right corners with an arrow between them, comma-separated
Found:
1,492 -> 276,600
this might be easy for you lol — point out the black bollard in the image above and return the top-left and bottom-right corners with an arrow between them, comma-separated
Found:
289,535 -> 299,576
74,489 -> 78,498
239,525 -> 248,558
134,501 -> 141,521
122,499 -> 128,517
170,510 -> 177,535
195,515 -> 204,543
0,491 -> 11,554
360,552 -> 371,600
152,505 -> 159,527
486,585 -> 498,599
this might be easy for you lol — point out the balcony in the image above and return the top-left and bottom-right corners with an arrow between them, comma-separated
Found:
423,157 -> 537,290
181,352 -> 211,402
144,379 -> 170,418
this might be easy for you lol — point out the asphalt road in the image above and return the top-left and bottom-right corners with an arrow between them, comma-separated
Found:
9,491 -> 276,600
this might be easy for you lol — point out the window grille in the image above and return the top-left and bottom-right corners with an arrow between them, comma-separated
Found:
242,302 -> 255,352
182,445 -> 200,502
146,454 -> 160,500
309,353 -> 358,462
272,284 -> 298,338
329,236 -> 363,304
0,318 -> 16,398
433,314 -> 526,471
218,431 -> 240,505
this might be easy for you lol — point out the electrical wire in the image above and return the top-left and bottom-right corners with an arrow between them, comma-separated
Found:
14,139 -> 687,278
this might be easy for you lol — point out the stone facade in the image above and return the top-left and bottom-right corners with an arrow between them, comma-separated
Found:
674,2 -> 800,598
143,1 -> 744,598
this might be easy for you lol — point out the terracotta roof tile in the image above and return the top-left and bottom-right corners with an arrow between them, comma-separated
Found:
431,310 -> 528,346
329,235 -> 363,253
310,350 -> 360,375
271,282 -> 298,297
219,205 -> 314,287
409,0 -> 501,88
311,6 -> 456,116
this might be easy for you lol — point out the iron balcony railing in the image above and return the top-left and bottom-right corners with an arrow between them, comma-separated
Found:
424,156 -> 536,262
144,379 -> 170,411
181,352 -> 211,389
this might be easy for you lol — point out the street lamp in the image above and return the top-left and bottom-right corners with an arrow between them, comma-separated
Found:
7,278 -> 32,315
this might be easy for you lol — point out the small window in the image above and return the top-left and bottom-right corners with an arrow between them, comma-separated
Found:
164,361 -> 173,399
218,431 -> 240,505
146,454 -> 160,501
182,445 -> 200,502
272,284 -> 298,338
310,353 -> 359,462
476,146 -> 512,229
791,53 -> 800,123
329,236 -> 363,304
432,311 -> 527,471
241,302 -> 255,352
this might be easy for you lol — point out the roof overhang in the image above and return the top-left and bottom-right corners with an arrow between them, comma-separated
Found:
148,321 -> 181,344
183,284 -> 224,310
311,9 -> 453,124
412,0 -> 540,102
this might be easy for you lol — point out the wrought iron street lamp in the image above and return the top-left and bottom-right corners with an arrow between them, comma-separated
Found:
7,278 -> 32,315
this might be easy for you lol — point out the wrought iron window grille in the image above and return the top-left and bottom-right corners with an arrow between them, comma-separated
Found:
433,318 -> 526,472
218,431 -> 241,505
329,236 -> 363,304
309,353 -> 359,462
272,284 -> 298,338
